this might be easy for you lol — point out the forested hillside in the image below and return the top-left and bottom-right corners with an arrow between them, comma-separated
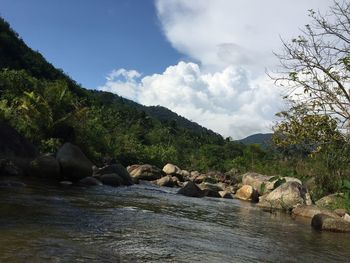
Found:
0,17 -> 259,172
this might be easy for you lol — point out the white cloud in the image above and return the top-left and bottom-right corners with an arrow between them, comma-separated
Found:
98,0 -> 333,139
98,62 -> 282,139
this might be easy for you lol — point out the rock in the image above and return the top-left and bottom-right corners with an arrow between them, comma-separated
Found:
219,190 -> 233,199
156,175 -> 174,187
178,181 -> 206,198
0,121 -> 37,161
193,174 -> 207,184
0,180 -> 26,188
334,209 -> 347,217
56,143 -> 93,181
181,170 -> 190,178
0,159 -> 21,176
292,205 -> 340,219
60,181 -> 73,186
311,214 -> 350,232
190,171 -> 200,178
79,176 -> 102,186
343,213 -> 350,223
257,182 -> 308,211
316,193 -> 344,209
235,185 -> 259,202
163,163 -> 181,175
242,172 -> 274,194
199,183 -> 223,198
171,176 -> 183,187
27,154 -> 61,179
99,173 -> 124,187
162,163 -> 184,181
127,164 -> 164,182
94,164 -> 133,186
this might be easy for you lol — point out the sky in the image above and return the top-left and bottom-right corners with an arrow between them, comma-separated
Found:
0,0 -> 333,139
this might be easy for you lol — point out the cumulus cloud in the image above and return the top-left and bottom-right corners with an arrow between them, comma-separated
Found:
155,0 -> 332,73
98,62 -> 282,139
98,0 -> 333,139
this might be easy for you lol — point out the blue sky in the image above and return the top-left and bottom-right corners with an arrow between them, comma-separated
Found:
0,0 -> 182,88
0,0 -> 332,139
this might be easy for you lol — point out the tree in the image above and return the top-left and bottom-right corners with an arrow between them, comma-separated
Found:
272,1 -> 350,132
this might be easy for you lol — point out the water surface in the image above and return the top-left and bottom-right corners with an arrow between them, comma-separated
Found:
0,179 -> 349,262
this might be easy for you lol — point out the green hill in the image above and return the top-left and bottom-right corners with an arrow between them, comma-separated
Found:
0,16 -> 252,172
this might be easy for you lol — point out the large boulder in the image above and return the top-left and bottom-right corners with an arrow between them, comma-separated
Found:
311,214 -> 350,232
156,175 -> 174,187
127,164 -> 164,182
257,182 -> 308,211
0,121 -> 37,166
27,154 -> 61,180
292,205 -> 340,219
162,163 -> 181,175
242,172 -> 274,194
162,163 -> 184,181
235,185 -> 259,202
94,164 -> 133,186
56,143 -> 93,181
315,193 -> 344,209
99,173 -> 124,187
178,181 -> 206,198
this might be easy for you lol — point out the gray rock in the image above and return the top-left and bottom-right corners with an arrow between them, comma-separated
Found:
292,205 -> 340,219
79,176 -> 102,186
27,154 -> 61,179
316,193 -> 344,209
56,143 -> 93,181
311,214 -> 350,232
199,182 -> 223,198
156,175 -> 174,187
94,164 -> 133,186
127,164 -> 164,182
257,182 -> 308,211
178,181 -> 206,198
100,173 -> 124,187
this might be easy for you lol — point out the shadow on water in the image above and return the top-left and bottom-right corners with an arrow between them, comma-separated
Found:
0,179 -> 349,262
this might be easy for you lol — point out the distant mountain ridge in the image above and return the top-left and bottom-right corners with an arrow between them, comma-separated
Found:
238,133 -> 273,148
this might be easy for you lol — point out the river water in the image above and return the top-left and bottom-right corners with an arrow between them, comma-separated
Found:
0,179 -> 349,263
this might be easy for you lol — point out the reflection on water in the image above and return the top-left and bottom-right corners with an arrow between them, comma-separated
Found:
0,179 -> 349,263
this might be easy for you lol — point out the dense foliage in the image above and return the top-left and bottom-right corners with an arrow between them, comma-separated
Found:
0,16 -> 266,173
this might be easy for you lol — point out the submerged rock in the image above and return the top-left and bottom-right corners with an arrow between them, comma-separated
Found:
56,143 -> 93,181
311,214 -> 350,232
178,181 -> 206,198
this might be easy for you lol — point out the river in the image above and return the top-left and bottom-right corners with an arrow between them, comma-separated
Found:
0,178 -> 349,262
